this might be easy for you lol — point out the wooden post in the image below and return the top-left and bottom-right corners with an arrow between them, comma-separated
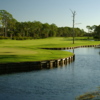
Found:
48,61 -> 53,68
55,60 -> 60,67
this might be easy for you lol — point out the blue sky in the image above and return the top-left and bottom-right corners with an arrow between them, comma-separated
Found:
0,0 -> 100,32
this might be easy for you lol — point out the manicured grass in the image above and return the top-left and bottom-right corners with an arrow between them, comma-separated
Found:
0,48 -> 73,63
0,37 -> 100,63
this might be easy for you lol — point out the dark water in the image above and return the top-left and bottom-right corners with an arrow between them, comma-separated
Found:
0,47 -> 100,100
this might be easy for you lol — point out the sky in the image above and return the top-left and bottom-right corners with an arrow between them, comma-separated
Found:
0,0 -> 100,32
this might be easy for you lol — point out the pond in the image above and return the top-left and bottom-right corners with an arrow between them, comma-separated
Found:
0,47 -> 100,100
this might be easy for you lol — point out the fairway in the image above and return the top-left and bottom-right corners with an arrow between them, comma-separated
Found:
0,37 -> 100,63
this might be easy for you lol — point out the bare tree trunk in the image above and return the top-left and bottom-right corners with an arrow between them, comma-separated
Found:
4,21 -> 7,37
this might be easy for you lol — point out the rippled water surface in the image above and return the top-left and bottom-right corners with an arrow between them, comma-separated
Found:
0,47 -> 100,100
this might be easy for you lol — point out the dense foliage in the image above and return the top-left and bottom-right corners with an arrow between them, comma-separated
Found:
0,10 -> 85,39
86,25 -> 100,40
94,25 -> 100,40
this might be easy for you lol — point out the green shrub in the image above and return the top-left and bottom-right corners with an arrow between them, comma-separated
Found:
0,36 -> 9,39
12,36 -> 33,40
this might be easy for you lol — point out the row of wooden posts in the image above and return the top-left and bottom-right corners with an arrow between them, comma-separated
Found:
0,55 -> 75,74
40,55 -> 75,69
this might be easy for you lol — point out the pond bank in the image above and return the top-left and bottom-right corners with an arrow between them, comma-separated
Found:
0,44 -> 99,74
0,54 -> 75,74
42,44 -> 99,50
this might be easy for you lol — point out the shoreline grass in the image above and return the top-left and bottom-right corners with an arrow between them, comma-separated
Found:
0,37 -> 100,63
76,91 -> 100,100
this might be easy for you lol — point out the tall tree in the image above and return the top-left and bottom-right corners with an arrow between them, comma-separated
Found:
94,25 -> 100,40
0,10 -> 17,37
49,24 -> 57,37
86,25 -> 91,33
41,23 -> 50,38
32,21 -> 42,38
86,25 -> 92,39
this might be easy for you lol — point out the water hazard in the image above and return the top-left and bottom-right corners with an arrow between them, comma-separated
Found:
0,47 -> 100,100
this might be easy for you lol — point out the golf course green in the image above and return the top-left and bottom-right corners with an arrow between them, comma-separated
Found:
0,37 -> 100,63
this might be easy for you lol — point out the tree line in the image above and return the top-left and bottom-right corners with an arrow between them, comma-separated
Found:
86,25 -> 100,40
0,10 -> 92,40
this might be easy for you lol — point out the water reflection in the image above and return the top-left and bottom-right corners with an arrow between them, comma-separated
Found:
0,47 -> 100,100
